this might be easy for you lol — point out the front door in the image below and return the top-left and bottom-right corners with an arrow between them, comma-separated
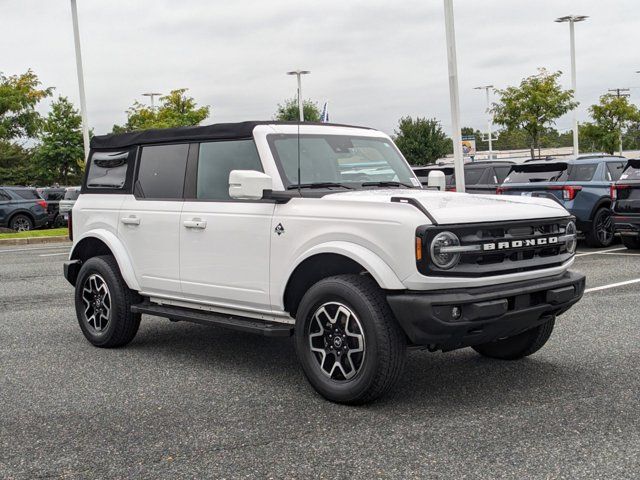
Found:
118,143 -> 189,295
179,140 -> 274,312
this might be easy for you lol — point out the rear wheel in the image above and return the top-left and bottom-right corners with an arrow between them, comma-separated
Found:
75,255 -> 141,348
9,214 -> 33,232
472,317 -> 555,360
621,235 -> 640,250
294,274 -> 406,405
585,208 -> 615,248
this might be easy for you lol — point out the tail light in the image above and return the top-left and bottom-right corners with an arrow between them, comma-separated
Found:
445,186 -> 457,192
611,184 -> 630,201
37,199 -> 47,209
548,185 -> 582,201
67,210 -> 73,241
496,187 -> 504,195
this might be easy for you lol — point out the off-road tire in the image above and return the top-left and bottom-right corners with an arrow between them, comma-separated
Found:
585,208 -> 615,248
75,255 -> 141,348
9,214 -> 34,232
294,274 -> 407,405
472,317 -> 555,360
621,235 -> 640,250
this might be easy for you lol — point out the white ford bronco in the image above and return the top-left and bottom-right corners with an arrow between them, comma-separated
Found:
64,121 -> 585,404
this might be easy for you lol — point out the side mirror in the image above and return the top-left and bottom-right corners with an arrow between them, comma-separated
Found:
427,170 -> 446,191
229,170 -> 273,200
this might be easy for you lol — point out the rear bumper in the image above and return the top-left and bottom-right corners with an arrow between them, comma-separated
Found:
613,215 -> 640,236
387,271 -> 585,351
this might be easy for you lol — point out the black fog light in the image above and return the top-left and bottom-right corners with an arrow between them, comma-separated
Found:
451,306 -> 462,320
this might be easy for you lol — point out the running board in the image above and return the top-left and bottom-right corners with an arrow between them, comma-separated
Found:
131,302 -> 293,337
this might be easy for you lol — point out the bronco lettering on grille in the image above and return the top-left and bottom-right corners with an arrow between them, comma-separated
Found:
482,236 -> 559,251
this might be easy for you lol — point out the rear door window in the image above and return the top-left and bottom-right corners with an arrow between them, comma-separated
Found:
568,163 -> 598,182
136,144 -> 189,199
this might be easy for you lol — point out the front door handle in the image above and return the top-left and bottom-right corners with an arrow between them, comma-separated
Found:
183,219 -> 207,229
121,216 -> 140,225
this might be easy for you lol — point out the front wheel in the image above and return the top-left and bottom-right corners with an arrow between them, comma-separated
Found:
75,255 -> 141,348
472,317 -> 555,360
294,274 -> 407,405
621,235 -> 640,250
585,208 -> 615,248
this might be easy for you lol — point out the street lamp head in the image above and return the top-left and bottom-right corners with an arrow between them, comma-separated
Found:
473,85 -> 494,90
142,92 -> 162,97
555,15 -> 588,23
286,70 -> 311,76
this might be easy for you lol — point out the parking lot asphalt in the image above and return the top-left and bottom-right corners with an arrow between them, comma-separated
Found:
0,242 -> 638,479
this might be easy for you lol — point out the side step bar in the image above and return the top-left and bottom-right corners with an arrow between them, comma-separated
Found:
131,302 -> 293,337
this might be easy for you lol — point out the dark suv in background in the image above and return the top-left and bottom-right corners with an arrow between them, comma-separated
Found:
413,161 -> 514,193
37,187 -> 67,228
498,155 -> 627,247
0,186 -> 48,231
612,159 -> 640,249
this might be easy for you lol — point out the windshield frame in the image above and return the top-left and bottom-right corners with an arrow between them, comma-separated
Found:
266,133 -> 420,190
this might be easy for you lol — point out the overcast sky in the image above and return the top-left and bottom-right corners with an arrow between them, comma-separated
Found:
2,0 -> 640,137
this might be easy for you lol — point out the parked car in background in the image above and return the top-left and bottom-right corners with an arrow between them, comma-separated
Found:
413,160 -> 514,194
37,187 -> 67,228
59,186 -> 81,222
498,155 -> 627,247
612,159 -> 640,250
0,186 -> 48,231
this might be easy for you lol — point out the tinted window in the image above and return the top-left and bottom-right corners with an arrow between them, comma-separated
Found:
197,140 -> 263,200
494,166 -> 511,183
42,190 -> 64,201
568,163 -> 597,182
463,168 -> 485,185
64,189 -> 80,200
504,164 -> 568,183
87,151 -> 130,189
15,189 -> 40,200
137,144 -> 189,199
606,162 -> 625,181
0,190 -> 10,201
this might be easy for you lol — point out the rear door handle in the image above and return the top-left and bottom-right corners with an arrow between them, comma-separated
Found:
183,219 -> 207,229
121,216 -> 140,225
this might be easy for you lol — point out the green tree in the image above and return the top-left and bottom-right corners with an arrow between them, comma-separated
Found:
393,116 -> 450,165
0,70 -> 52,141
35,96 -> 85,185
492,69 -> 578,158
113,89 -> 210,133
579,94 -> 640,154
274,98 -> 321,122
0,141 -> 37,185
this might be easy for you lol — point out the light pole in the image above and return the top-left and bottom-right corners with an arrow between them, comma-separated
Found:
474,85 -> 494,160
443,0 -> 465,192
70,0 -> 90,161
555,14 -> 588,157
286,70 -> 310,122
142,92 -> 163,110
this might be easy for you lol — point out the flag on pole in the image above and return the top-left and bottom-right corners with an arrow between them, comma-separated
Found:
320,101 -> 329,123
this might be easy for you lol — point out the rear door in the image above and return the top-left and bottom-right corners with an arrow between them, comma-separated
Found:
118,143 -> 188,296
616,161 -> 640,214
179,139 -> 274,312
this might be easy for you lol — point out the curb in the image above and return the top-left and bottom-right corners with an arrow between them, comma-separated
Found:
0,236 -> 71,246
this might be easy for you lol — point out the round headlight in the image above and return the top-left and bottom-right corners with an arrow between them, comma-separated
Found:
565,221 -> 577,254
430,231 -> 461,270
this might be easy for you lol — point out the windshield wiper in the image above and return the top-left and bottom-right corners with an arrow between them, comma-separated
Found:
361,181 -> 415,188
287,182 -> 353,190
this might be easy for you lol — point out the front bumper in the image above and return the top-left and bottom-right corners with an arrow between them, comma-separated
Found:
387,271 -> 585,351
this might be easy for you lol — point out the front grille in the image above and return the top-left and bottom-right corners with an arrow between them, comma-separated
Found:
416,217 -> 574,277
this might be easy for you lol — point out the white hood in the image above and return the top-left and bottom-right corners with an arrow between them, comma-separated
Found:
323,189 -> 569,225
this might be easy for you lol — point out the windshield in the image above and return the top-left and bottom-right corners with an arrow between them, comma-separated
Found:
267,134 -> 419,189
64,188 -> 80,200
503,163 -> 568,183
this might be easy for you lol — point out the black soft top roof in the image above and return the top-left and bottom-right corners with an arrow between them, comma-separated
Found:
90,121 -> 372,150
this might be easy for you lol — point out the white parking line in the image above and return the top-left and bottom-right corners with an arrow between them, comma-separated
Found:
585,278 -> 640,293
575,247 -> 627,257
600,252 -> 640,256
38,252 -> 69,257
0,245 -> 71,253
